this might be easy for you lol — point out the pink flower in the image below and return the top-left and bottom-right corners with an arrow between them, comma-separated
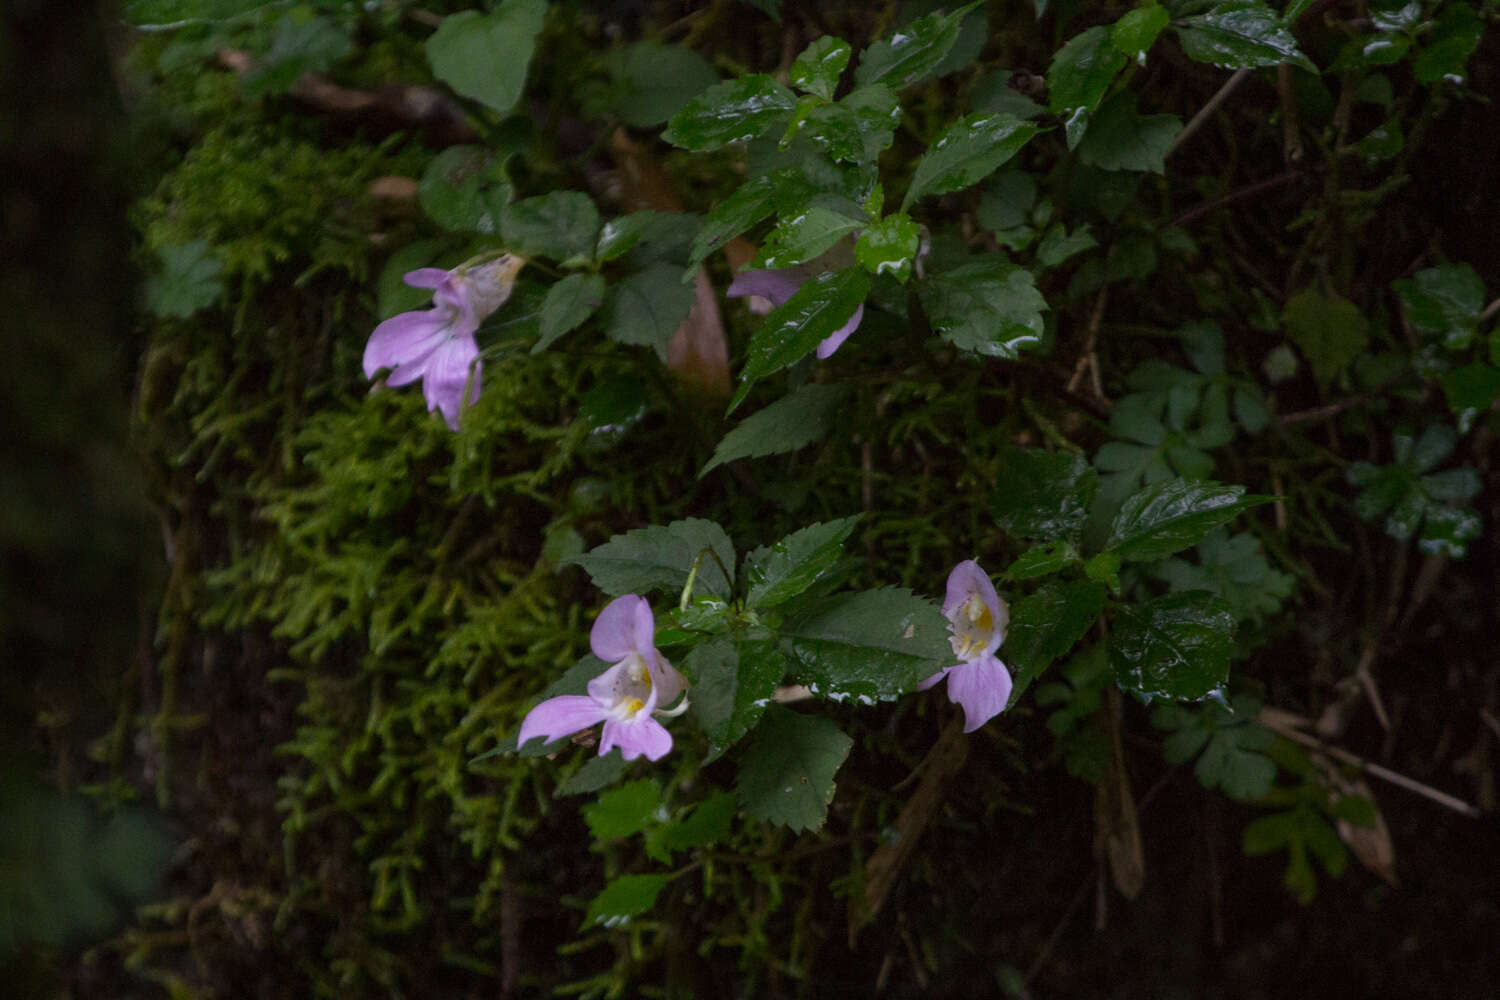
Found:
518,595 -> 688,762
727,268 -> 865,359
919,560 -> 1013,732
362,254 -> 524,430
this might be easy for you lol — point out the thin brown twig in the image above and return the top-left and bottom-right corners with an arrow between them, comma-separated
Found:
1169,68 -> 1252,159
1168,169 -> 1305,230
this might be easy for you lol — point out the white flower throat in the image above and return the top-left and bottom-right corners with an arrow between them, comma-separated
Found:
949,592 -> 996,661
608,653 -> 654,719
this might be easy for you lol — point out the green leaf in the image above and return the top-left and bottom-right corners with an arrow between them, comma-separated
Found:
585,873 -> 672,928
1151,529 -> 1295,623
662,74 -> 797,151
1047,26 -> 1127,115
918,257 -> 1047,358
598,211 -> 684,263
902,113 -> 1040,210
595,42 -> 720,127
534,273 -> 605,352
1108,479 -> 1272,562
1282,287 -> 1370,385
800,85 -> 903,163
1035,224 -> 1098,269
736,705 -> 853,832
376,240 -> 444,319
791,36 -> 851,100
567,518 -> 735,598
1111,6 -> 1171,58
687,639 -> 785,762
604,263 -> 698,361
1153,694 -> 1276,800
242,12 -> 351,97
751,207 -> 866,269
1394,263 -> 1485,350
991,448 -> 1099,541
1076,92 -> 1183,174
729,269 -> 870,413
855,213 -> 921,281
1110,591 -> 1236,700
1442,363 -> 1500,433
144,239 -> 223,318
744,516 -> 861,609
853,3 -> 976,90
782,588 -> 951,703
1173,2 -> 1317,72
701,383 -> 851,474
577,375 -> 648,450
426,0 -> 546,115
1412,2 -> 1483,85
1005,580 -> 1108,701
645,791 -> 737,861
686,174 -> 779,273
1004,541 -> 1081,580
557,752 -> 630,796
582,780 -> 659,841
418,146 -> 511,234
502,191 -> 600,265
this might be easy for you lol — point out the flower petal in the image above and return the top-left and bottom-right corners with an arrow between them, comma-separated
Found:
600,715 -> 673,762
945,655 -> 1013,733
917,666 -> 952,692
403,267 -> 452,290
649,650 -> 687,707
585,657 -> 637,705
363,309 -> 449,379
814,303 -> 864,359
590,595 -> 654,663
421,335 -> 481,429
518,695 -> 609,749
942,559 -> 1008,652
727,268 -> 803,308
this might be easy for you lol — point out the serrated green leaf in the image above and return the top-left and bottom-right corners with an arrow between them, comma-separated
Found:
853,3 -> 975,90
744,516 -> 861,609
1004,541 -> 1081,580
991,448 -> 1099,541
1412,2 -> 1483,85
702,383 -> 851,474
1047,25 -> 1127,115
855,213 -> 921,281
557,752 -> 630,796
534,273 -> 605,352
1036,224 -> 1098,269
646,791 -> 736,861
426,0 -> 546,115
918,257 -> 1047,358
686,174 -> 779,273
1152,529 -> 1294,623
729,268 -> 869,413
1110,591 -> 1235,700
751,207 -> 865,269
1281,287 -> 1370,386
902,113 -> 1040,210
144,239 -> 223,318
595,42 -> 720,127
817,84 -> 903,163
782,588 -> 950,702
598,211 -> 684,262
1112,6 -> 1170,58
567,518 -> 735,598
687,639 -> 785,762
586,873 -> 672,928
242,12 -> 351,98
1107,479 -> 1271,562
791,36 -> 851,100
1005,580 -> 1108,701
604,263 -> 698,361
736,705 -> 852,832
1394,263 -> 1485,350
662,74 -> 797,151
582,780 -> 659,841
1174,2 -> 1317,72
502,191 -> 600,265
418,146 -> 511,234
1076,92 -> 1182,174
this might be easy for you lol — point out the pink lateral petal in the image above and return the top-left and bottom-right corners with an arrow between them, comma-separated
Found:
945,655 -> 1013,733
649,651 -> 687,708
814,303 -> 864,359
600,715 -> 673,762
726,268 -> 803,307
362,309 -> 449,379
917,666 -> 952,692
517,695 -> 609,749
402,267 -> 452,290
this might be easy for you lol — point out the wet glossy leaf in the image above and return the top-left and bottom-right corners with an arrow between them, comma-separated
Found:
1174,2 -> 1317,72
1111,6 -> 1170,58
1413,2 -> 1483,85
1004,541 -> 1081,580
1441,363 -> 1500,432
688,639 -> 786,762
1005,580 -> 1108,701
1110,591 -> 1235,700
791,36 -> 851,100
686,173 -> 779,272
702,383 -> 851,474
567,517 -> 735,598
854,3 -> 976,90
586,873 -> 671,928
418,146 -> 511,233
751,207 -> 866,269
744,516 -> 861,609
534,274 -> 604,353
502,191 -> 600,265
1036,224 -> 1098,269
918,257 -> 1047,358
426,0 -> 546,114
782,588 -> 951,703
1107,479 -> 1272,562
855,212 -> 921,281
1394,263 -> 1485,349
604,263 -> 698,360
663,75 -> 797,151
1047,26 -> 1127,115
1077,92 -> 1182,174
902,113 -> 1041,209
729,268 -> 869,413
736,706 -> 852,832
991,448 -> 1099,541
